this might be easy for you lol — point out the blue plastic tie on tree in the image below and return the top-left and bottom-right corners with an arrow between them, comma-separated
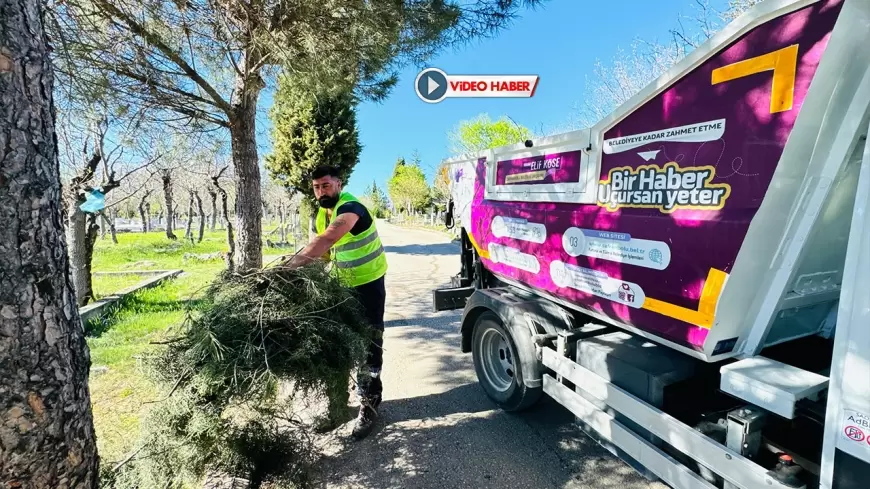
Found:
79,189 -> 106,214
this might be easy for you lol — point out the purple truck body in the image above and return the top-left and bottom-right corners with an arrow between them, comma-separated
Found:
466,0 -> 845,351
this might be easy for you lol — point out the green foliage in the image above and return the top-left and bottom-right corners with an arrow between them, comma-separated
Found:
361,180 -> 389,218
51,0 -> 545,128
108,263 -> 371,488
387,157 -> 431,214
266,77 -> 362,206
87,230 -> 292,478
448,113 -> 533,154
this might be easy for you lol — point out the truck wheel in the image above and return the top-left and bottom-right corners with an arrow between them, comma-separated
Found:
471,313 -> 542,412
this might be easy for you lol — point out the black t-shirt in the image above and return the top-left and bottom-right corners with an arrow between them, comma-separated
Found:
335,201 -> 373,236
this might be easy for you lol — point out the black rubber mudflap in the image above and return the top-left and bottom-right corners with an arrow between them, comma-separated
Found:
833,448 -> 870,489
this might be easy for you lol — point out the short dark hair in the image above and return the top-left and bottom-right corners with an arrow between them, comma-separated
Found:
310,165 -> 341,180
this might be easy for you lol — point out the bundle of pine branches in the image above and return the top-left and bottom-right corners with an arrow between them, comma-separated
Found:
106,263 -> 373,489
152,263 -> 372,401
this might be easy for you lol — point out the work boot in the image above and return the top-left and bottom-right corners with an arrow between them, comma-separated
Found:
351,401 -> 379,440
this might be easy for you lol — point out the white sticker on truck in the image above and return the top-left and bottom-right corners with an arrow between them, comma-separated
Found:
488,243 -> 541,274
492,216 -> 547,244
450,160 -> 477,229
603,119 -> 726,154
562,227 -> 671,270
842,410 -> 870,452
550,261 -> 646,308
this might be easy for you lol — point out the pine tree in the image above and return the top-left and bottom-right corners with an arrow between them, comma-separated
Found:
362,180 -> 389,218
1,0 -> 99,482
266,77 -> 361,219
390,157 -> 407,178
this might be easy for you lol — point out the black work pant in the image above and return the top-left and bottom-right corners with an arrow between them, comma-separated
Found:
353,275 -> 385,404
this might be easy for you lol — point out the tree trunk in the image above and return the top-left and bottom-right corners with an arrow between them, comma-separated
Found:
104,210 -> 118,244
185,190 -> 195,242
195,191 -> 205,243
278,202 -> 287,244
172,204 -> 179,231
139,201 -> 147,233
99,212 -> 107,240
209,188 -> 218,231
0,0 -> 100,484
229,60 -> 264,272
262,201 -> 269,229
138,190 -> 152,232
112,209 -> 119,242
66,205 -> 98,307
212,177 -> 235,272
162,170 -> 177,240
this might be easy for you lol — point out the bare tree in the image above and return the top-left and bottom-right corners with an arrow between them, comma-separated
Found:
208,184 -> 219,231
138,189 -> 154,232
571,0 -> 764,128
193,191 -> 204,243
277,201 -> 287,244
719,0 -> 764,22
0,0 -> 99,484
57,112 -> 161,306
184,189 -> 196,242
99,211 -> 118,244
211,166 -> 235,272
60,118 -> 115,306
49,0 -> 548,272
161,169 -> 177,240
101,159 -> 162,235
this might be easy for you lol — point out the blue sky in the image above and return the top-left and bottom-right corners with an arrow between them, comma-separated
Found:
259,0 -> 732,196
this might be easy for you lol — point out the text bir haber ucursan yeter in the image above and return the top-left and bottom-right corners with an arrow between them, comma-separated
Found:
597,163 -> 731,212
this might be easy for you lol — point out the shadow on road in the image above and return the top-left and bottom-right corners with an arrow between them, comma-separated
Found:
316,321 -> 663,489
383,313 -> 460,330
316,383 -> 658,489
384,243 -> 459,256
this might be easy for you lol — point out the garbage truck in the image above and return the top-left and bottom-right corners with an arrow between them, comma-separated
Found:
432,0 -> 870,487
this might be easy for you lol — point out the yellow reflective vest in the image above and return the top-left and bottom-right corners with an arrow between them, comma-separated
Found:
315,192 -> 387,287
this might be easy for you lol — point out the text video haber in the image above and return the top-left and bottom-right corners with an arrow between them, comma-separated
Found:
450,80 -> 532,92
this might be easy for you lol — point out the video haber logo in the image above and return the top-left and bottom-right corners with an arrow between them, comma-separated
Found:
415,68 -> 539,104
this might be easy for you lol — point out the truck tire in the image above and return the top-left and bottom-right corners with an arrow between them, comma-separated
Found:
471,312 -> 542,412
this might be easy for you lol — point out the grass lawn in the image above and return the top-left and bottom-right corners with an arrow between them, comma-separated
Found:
87,227 -> 296,466
92,274 -> 147,301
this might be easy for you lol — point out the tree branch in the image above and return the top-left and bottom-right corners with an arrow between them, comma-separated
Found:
117,155 -> 163,183
214,165 -> 229,180
105,171 -> 160,210
111,66 -> 225,110
71,153 -> 102,190
91,0 -> 233,114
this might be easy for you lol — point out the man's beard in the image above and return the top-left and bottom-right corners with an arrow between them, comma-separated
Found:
318,195 -> 339,209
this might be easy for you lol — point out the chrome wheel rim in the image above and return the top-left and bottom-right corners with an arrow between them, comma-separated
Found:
479,327 -> 515,393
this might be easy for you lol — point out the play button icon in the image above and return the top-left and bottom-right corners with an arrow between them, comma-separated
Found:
427,77 -> 440,95
415,68 -> 448,103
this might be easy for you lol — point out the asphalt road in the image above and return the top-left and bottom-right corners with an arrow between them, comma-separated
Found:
315,221 -> 669,489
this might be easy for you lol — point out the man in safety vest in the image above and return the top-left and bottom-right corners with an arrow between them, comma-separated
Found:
282,165 -> 388,440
